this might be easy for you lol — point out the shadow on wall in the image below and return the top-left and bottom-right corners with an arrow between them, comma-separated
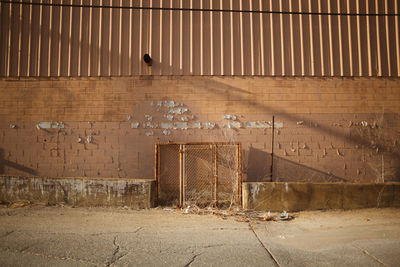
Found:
0,148 -> 37,176
245,147 -> 346,182
245,147 -> 272,182
202,78 -> 400,182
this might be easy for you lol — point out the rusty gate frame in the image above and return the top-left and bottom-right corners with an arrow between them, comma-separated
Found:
155,142 -> 242,207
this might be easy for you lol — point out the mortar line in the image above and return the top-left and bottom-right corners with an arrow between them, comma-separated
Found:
249,224 -> 280,267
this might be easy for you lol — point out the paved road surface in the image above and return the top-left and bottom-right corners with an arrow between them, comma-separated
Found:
0,205 -> 399,266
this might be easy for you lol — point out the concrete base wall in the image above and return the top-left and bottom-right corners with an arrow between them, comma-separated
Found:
0,176 -> 155,209
243,182 -> 400,211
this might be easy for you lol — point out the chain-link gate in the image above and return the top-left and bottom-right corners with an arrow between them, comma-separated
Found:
156,143 -> 241,208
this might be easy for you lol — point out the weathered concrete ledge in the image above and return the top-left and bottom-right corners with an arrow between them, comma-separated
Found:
243,182 -> 400,211
0,176 -> 155,209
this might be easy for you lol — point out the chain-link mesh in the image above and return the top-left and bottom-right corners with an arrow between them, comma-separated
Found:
216,144 -> 239,208
157,143 -> 241,208
183,145 -> 214,207
158,144 -> 180,206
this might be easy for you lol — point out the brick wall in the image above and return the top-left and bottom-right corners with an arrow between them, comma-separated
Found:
0,77 -> 399,182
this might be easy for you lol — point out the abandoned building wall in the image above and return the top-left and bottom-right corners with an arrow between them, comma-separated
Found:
0,76 -> 399,182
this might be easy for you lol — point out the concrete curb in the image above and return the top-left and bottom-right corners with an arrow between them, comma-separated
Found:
243,182 -> 400,211
0,176 -> 155,208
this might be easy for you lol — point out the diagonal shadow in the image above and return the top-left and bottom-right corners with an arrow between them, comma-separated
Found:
0,149 -> 37,176
246,147 -> 347,182
201,77 -> 400,158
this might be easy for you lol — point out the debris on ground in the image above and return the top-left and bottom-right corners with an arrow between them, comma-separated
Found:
8,201 -> 31,209
159,204 -> 296,223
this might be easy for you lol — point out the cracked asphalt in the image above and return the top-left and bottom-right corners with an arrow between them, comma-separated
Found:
0,205 -> 399,266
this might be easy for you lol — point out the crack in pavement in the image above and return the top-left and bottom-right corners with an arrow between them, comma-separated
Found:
91,227 -> 143,236
353,244 -> 388,266
184,252 -> 202,267
0,246 -> 97,265
211,227 -> 246,231
249,224 -> 281,267
0,230 -> 14,238
106,236 -> 121,267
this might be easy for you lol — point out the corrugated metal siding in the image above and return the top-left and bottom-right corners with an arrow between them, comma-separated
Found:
0,0 -> 399,77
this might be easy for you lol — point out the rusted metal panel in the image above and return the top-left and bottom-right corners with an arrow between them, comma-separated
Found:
0,2 -> 10,76
9,3 -> 20,76
20,1 -> 30,76
1,0 -> 399,77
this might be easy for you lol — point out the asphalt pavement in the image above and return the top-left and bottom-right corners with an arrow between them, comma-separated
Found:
0,205 -> 399,266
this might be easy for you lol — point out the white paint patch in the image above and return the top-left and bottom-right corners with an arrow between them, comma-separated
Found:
160,122 -> 173,129
169,108 -> 188,115
202,122 -> 216,129
36,122 -> 65,129
244,121 -> 283,129
225,122 -> 242,129
143,122 -> 158,129
164,100 -> 180,107
223,114 -> 237,120
165,114 -> 174,121
191,122 -> 201,129
285,182 -> 289,192
162,129 -> 171,135
131,122 -> 140,128
145,131 -> 154,136
173,122 -> 188,130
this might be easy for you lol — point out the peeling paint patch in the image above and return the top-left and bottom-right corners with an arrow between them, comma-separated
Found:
173,122 -> 188,130
165,114 -> 174,121
143,122 -> 158,129
163,100 -> 181,107
297,121 -> 304,125
225,122 -> 242,129
245,121 -> 271,129
160,122 -> 173,129
145,115 -> 153,121
36,122 -> 65,129
223,114 -> 237,121
162,129 -> 171,135
180,116 -> 189,121
145,131 -> 154,136
191,122 -> 201,129
244,121 -> 283,129
169,108 -> 188,115
126,115 -> 132,121
131,122 -> 140,128
202,122 -> 216,129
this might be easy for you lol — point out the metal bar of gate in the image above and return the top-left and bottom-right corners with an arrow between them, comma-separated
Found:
179,144 -> 183,207
213,144 -> 217,206
155,144 -> 159,203
238,143 -> 242,204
